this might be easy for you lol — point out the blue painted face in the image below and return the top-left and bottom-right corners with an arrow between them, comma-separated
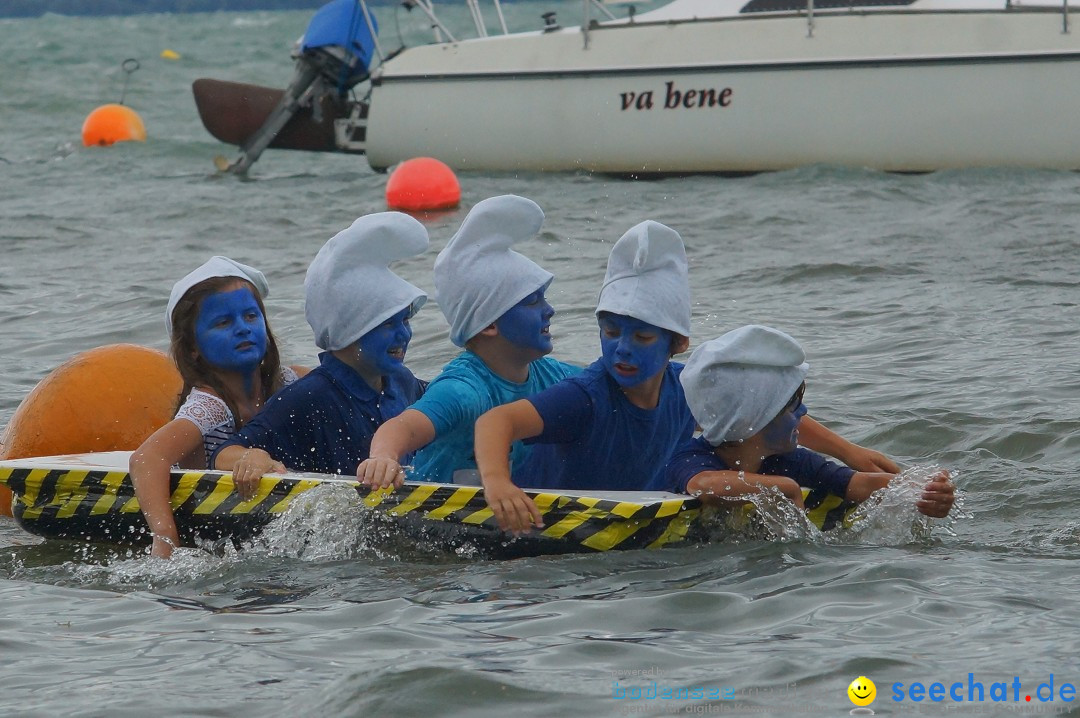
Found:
194,286 -> 268,376
495,288 -> 555,354
598,313 -> 672,388
357,306 -> 413,376
761,390 -> 808,455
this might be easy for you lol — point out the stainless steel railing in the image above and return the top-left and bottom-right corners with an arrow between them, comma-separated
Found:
803,0 -> 1071,38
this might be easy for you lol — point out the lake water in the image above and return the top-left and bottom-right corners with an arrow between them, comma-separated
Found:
3,4 -> 1080,717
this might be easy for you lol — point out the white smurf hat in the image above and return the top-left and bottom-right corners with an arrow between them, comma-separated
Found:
433,195 -> 553,347
304,212 -> 429,351
595,220 -> 691,337
681,325 -> 809,445
166,256 -> 269,334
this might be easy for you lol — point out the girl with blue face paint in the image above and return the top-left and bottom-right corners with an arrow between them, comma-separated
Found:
170,276 -> 289,445
132,261 -> 295,559
193,285 -> 269,390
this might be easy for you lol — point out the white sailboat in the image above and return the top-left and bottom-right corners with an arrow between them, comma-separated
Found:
195,0 -> 1080,174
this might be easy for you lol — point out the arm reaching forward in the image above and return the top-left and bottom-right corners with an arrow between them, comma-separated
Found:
685,469 -> 806,510
845,469 -> 955,517
475,400 -> 546,533
357,409 -> 437,490
799,416 -> 900,473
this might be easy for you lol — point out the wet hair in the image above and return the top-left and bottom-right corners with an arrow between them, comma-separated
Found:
168,275 -> 284,427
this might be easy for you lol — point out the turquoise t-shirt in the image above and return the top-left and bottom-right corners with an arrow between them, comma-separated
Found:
409,352 -> 580,483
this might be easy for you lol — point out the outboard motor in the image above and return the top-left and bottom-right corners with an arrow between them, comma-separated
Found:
221,0 -> 380,174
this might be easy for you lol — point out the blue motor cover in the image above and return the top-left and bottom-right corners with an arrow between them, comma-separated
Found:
302,0 -> 379,75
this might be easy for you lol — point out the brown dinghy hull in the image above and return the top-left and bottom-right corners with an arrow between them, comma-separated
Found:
192,78 -> 361,153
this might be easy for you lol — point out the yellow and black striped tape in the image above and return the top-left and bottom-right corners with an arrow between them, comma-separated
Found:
804,490 -> 859,531
0,464 -> 853,554
0,465 -> 703,554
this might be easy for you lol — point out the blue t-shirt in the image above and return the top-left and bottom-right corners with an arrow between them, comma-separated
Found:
213,352 -> 425,475
517,361 -> 695,492
654,436 -> 855,504
409,352 -> 580,484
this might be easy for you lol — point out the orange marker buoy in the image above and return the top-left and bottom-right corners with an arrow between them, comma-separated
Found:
81,104 -> 147,147
0,344 -> 182,516
385,157 -> 461,212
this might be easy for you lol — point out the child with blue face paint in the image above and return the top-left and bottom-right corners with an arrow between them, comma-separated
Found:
131,256 -> 296,558
474,220 -> 698,532
654,325 -> 955,521
213,212 -> 429,488
357,195 -> 580,489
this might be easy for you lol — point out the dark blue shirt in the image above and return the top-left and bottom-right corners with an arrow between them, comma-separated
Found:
517,361 -> 695,491
213,352 -> 424,475
653,436 -> 855,504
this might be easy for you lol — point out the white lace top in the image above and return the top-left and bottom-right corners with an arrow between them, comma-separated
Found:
175,366 -> 299,467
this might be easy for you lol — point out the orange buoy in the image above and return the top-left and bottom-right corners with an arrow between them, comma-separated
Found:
385,157 -> 461,212
81,104 -> 147,147
0,344 -> 181,516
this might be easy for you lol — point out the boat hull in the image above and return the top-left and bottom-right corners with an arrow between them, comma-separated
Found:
0,452 -> 705,558
192,78 -> 355,153
365,10 -> 1080,172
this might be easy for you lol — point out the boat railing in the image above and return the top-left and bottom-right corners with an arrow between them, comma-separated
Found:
373,0 -> 1076,62
398,0 -> 459,44
1004,0 -> 1072,34
396,0 -> 617,43
799,0 -> 1072,38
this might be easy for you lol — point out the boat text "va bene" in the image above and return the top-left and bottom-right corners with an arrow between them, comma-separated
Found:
619,81 -> 733,111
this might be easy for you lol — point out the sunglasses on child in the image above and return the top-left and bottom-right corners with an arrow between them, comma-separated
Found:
780,382 -> 806,415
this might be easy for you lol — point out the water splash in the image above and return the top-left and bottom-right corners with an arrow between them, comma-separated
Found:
696,485 -> 824,544
247,484 -> 479,562
5,486 -> 384,588
735,486 -> 825,542
696,464 -> 964,547
249,483 -> 384,561
829,465 -> 965,545
9,539 -> 246,591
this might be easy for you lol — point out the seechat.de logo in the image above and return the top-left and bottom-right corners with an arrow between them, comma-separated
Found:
848,676 -> 876,714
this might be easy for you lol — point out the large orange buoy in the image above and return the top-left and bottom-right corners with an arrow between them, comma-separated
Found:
81,104 -> 147,147
0,344 -> 181,516
385,157 -> 461,212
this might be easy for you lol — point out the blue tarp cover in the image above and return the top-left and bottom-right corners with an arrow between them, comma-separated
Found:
302,0 -> 378,70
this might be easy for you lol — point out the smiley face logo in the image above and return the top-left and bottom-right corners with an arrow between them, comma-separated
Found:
847,676 -> 876,707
